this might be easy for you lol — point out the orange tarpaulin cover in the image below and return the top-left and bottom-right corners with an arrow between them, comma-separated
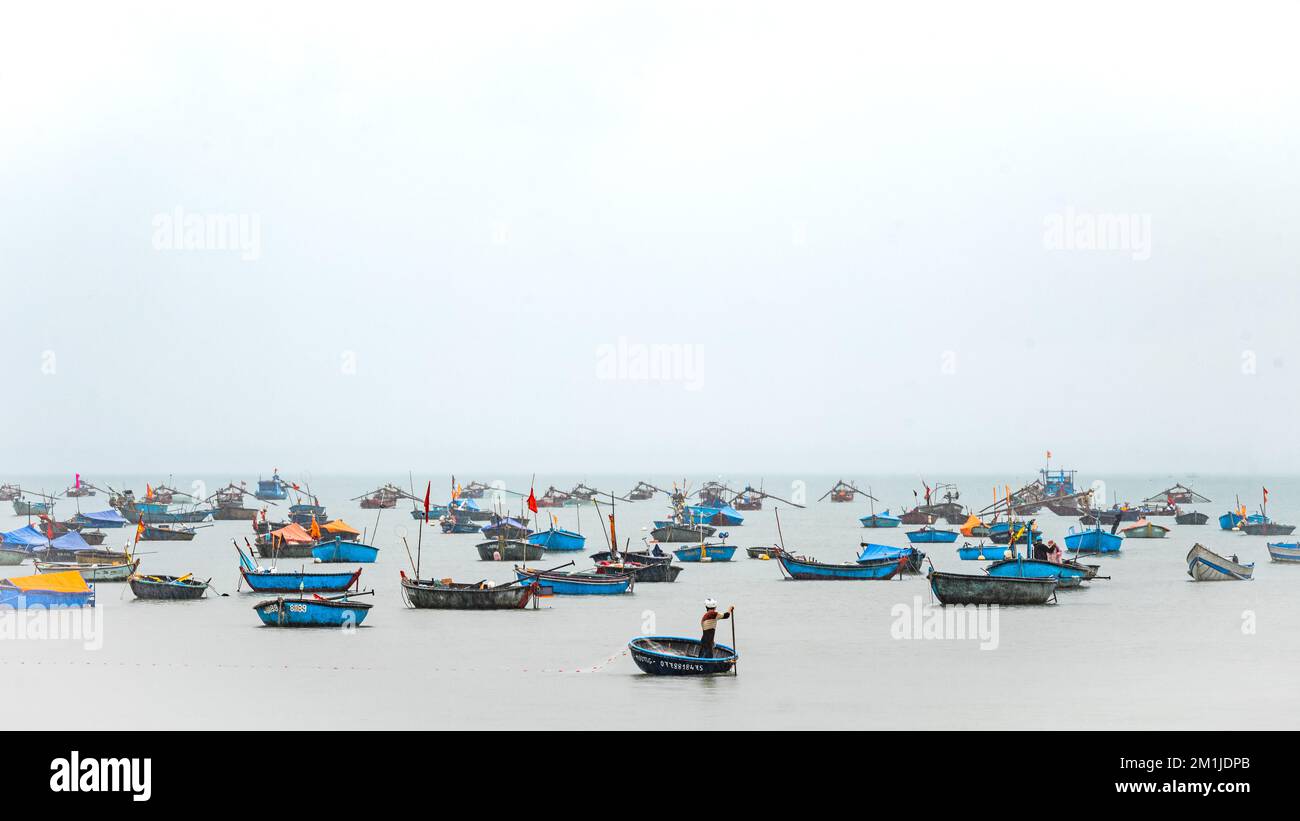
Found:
322,520 -> 360,537
959,515 -> 986,537
270,523 -> 314,544
4,570 -> 90,593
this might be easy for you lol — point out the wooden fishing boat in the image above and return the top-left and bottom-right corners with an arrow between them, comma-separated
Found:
254,473 -> 290,501
588,549 -> 673,565
820,480 -> 870,504
1242,521 -> 1295,536
594,560 -> 682,583
1121,519 -> 1168,539
0,570 -> 95,608
1145,484 -> 1211,507
628,636 -> 737,676
409,503 -> 450,520
651,522 -> 716,542
77,531 -> 107,546
860,510 -> 901,528
74,549 -> 131,564
254,593 -> 373,627
777,551 -> 903,580
63,484 -> 95,498
513,565 -> 633,595
476,540 -> 544,561
958,515 -> 991,538
236,545 -> 362,593
400,571 -> 542,609
673,544 -> 737,562
1046,500 -> 1083,516
535,486 -> 575,507
481,517 -> 532,541
1218,511 -> 1265,530
441,516 -> 481,534
255,522 -> 317,558
459,481 -> 489,499
1175,510 -> 1209,525
625,482 -> 660,502
857,543 -> 924,573
12,498 -> 54,516
0,547 -> 29,566
1080,508 -> 1143,526
927,570 -> 1057,605
899,509 -> 936,525
1266,542 -> 1300,563
1064,523 -> 1123,554
957,542 -> 1012,561
1186,544 -> 1254,581
34,558 -> 139,582
209,483 -> 261,521
357,484 -> 402,509
906,526 -> 958,544
311,539 -> 379,563
0,483 -> 21,502
988,521 -> 1042,545
129,574 -> 210,600
139,524 -> 199,541
746,545 -> 781,559
525,526 -> 586,551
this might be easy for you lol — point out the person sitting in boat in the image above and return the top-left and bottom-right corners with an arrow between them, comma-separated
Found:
699,598 -> 733,658
650,542 -> 666,558
1046,540 -> 1063,564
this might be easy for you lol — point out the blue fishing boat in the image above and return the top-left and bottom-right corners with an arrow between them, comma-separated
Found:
310,539 -> 379,563
12,498 -> 54,516
1267,542 -> 1300,563
513,566 -> 632,595
856,543 -> 924,573
253,593 -> 373,627
673,544 -> 738,562
628,636 -> 737,676
525,527 -> 586,552
988,521 -> 1042,544
860,509 -> 901,528
0,569 -> 95,608
1063,523 -> 1122,554
71,509 -> 130,529
255,473 -> 290,501
985,557 -> 1093,588
777,551 -> 903,580
1219,511 -> 1266,530
684,503 -> 744,527
410,504 -> 450,520
236,545 -> 361,593
441,517 -> 481,534
905,526 -> 958,544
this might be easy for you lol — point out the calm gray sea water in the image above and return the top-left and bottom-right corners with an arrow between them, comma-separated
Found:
3,473 -> 1297,730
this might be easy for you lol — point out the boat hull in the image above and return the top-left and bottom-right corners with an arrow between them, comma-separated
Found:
401,576 -> 537,609
514,569 -> 632,595
129,575 -> 209,600
672,545 -> 738,562
906,529 -> 958,544
214,507 -> 259,521
34,559 -> 139,582
985,558 -> 1091,584
1175,511 -> 1209,525
311,541 -> 379,563
476,540 -> 544,561
628,636 -> 737,676
1064,529 -> 1123,554
1242,522 -> 1296,536
254,596 -> 372,627
1186,545 -> 1254,581
240,567 -> 362,593
651,524 -> 716,542
957,544 -> 1013,561
778,554 -> 902,580
0,548 -> 28,566
525,528 -> 586,551
1267,542 -> 1300,563
859,515 -> 901,528
1121,524 -> 1168,539
928,570 -> 1057,605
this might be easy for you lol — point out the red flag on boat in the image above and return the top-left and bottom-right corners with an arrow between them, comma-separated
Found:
45,521 -> 54,541
527,487 -> 538,514
1263,487 -> 1270,504
75,473 -> 80,489
423,481 -> 431,522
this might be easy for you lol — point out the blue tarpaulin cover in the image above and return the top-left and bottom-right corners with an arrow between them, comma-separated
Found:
0,526 -> 93,551
77,509 -> 129,525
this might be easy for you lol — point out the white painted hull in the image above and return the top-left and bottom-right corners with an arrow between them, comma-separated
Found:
1186,544 -> 1253,581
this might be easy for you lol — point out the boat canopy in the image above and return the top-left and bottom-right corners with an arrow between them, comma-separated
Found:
79,509 -> 129,525
1,526 -> 93,551
857,543 -> 911,562
322,520 -> 361,537
2,570 -> 91,593
269,523 -> 314,544
959,514 -> 986,536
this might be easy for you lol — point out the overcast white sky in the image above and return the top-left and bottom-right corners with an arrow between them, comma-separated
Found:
2,1 -> 1298,474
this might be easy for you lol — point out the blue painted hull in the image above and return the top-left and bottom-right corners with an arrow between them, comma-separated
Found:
1063,529 -> 1122,554
906,529 -> 958,544
685,505 -> 744,527
525,528 -> 586,551
1267,542 -> 1300,563
673,545 -> 738,562
957,544 -> 1013,561
779,553 -> 901,580
513,569 -> 631,595
240,567 -> 361,593
254,597 -> 371,627
310,541 -> 379,563
986,558 -> 1089,580
1219,512 -> 1266,530
629,636 -> 737,676
410,505 -> 450,520
860,514 -> 901,528
0,589 -> 95,608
